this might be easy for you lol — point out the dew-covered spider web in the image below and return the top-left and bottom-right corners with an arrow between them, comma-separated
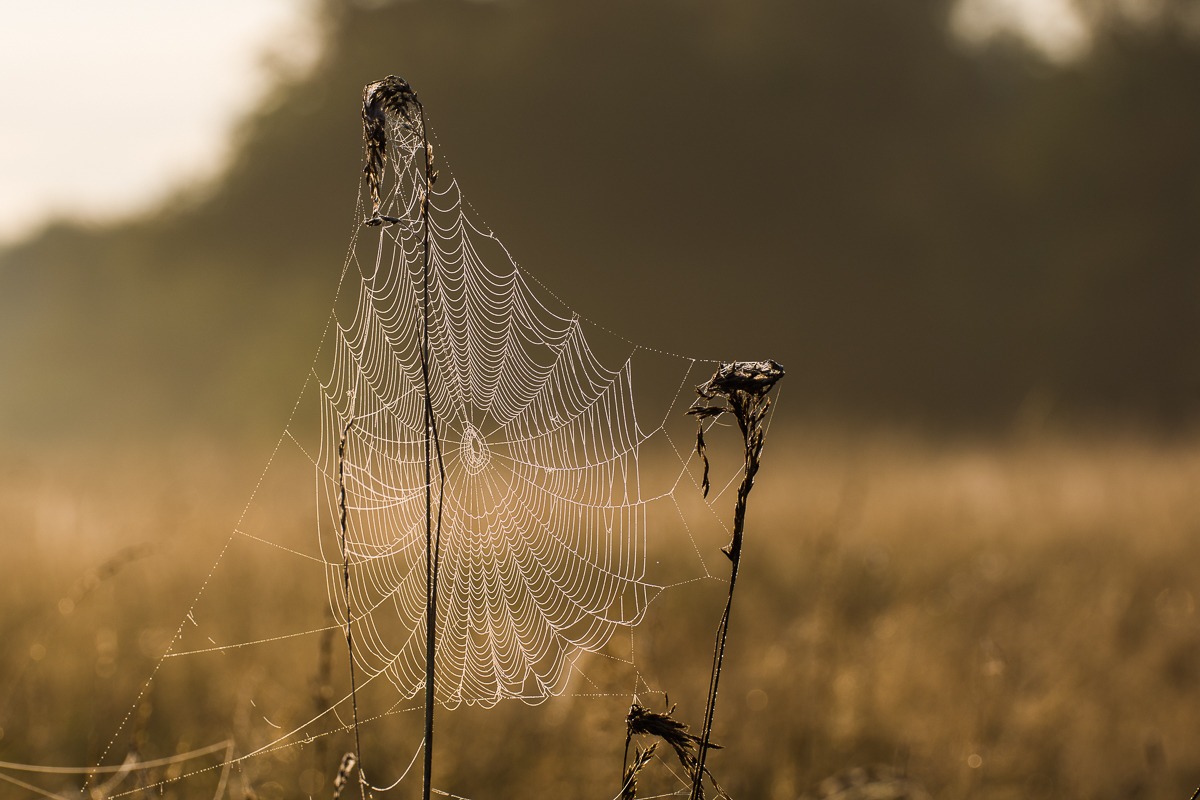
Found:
4,90 -> 779,800
321,105 -> 660,709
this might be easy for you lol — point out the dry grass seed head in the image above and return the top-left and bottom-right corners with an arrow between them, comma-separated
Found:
332,751 -> 358,799
621,742 -> 658,800
361,75 -> 419,219
625,703 -> 721,777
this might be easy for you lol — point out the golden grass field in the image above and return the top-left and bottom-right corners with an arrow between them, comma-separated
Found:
3,425 -> 1200,799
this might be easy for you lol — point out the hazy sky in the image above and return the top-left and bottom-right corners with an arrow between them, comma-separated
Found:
953,0 -> 1093,60
0,0 -> 316,243
0,0 -> 1091,246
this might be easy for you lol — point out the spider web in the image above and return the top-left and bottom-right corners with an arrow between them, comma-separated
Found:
8,101 -> 773,800
320,106 -> 659,708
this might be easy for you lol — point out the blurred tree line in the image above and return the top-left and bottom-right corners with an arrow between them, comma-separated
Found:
3,0 -> 1200,443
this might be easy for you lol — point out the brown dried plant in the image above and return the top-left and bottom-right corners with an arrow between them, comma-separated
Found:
360,77 -> 447,800
361,75 -> 418,223
332,752 -> 358,800
624,702 -> 725,797
685,360 -> 784,800
620,742 -> 658,800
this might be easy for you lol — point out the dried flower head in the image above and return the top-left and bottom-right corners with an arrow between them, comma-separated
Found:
621,742 -> 658,800
625,703 -> 722,790
362,75 -> 420,220
332,751 -> 358,800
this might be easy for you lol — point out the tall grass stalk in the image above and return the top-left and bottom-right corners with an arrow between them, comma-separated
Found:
362,76 -> 447,800
417,93 -> 447,800
687,360 -> 783,800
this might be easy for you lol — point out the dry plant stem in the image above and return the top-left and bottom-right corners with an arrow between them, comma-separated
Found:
338,417 -> 365,799
360,75 -> 445,800
688,361 -> 783,800
417,99 -> 448,800
691,476 -> 745,800
1189,787 -> 1200,800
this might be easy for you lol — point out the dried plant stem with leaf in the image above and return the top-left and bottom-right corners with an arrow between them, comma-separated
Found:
362,76 -> 447,800
686,360 -> 784,800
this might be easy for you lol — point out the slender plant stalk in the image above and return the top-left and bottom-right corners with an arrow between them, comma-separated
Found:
693,579 -> 735,798
337,416 -> 365,799
360,75 -> 446,800
687,361 -> 783,800
416,99 -> 447,800
691,465 -> 746,800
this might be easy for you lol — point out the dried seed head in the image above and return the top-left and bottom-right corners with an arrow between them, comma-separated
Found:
362,76 -> 421,219
621,742 -> 658,800
687,359 -> 784,499
697,360 -> 785,400
332,752 -> 358,799
626,703 -> 721,777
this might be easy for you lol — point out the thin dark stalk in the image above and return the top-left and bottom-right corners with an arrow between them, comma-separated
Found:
687,361 -> 783,800
337,417 -> 365,799
360,74 -> 444,800
694,593 -> 733,799
416,100 -> 445,800
692,485 -> 744,800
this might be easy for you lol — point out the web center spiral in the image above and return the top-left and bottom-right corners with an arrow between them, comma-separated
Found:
458,423 -> 491,475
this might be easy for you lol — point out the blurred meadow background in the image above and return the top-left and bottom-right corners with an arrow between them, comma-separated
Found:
4,0 -> 1200,798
